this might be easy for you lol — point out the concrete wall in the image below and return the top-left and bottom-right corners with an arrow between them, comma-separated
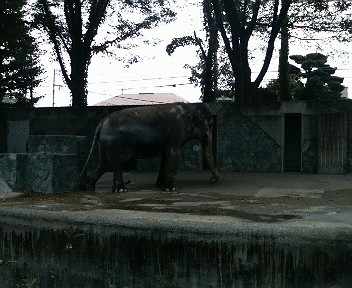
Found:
3,100 -> 352,174
1,221 -> 351,287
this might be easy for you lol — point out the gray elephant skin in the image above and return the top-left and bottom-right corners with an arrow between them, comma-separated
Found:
81,103 -> 219,192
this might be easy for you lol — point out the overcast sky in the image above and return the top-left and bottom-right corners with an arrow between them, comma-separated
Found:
33,1 -> 352,107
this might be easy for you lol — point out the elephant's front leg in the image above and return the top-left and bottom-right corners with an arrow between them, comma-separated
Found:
113,165 -> 127,193
162,147 -> 181,192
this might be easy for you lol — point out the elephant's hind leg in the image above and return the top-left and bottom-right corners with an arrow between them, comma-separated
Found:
85,164 -> 107,191
113,164 -> 127,193
161,147 -> 181,192
84,146 -> 109,191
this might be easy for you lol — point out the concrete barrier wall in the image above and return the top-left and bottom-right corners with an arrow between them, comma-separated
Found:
1,219 -> 351,288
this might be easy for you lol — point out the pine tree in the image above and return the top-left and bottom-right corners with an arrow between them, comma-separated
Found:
290,53 -> 345,100
0,0 -> 42,107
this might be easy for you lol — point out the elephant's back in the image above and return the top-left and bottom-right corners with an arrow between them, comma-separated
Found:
104,104 -> 186,128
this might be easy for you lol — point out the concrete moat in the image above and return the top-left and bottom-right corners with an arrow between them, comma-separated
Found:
1,171 -> 352,288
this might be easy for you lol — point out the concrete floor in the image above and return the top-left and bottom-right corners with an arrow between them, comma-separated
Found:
1,171 -> 352,230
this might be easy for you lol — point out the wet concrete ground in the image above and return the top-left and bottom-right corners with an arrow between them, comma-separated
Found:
1,171 -> 352,227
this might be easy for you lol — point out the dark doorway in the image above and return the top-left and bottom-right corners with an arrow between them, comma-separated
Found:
284,114 -> 301,172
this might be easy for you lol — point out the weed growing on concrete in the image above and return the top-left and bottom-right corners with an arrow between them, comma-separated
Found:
64,225 -> 84,250
0,259 -> 16,271
15,278 -> 39,288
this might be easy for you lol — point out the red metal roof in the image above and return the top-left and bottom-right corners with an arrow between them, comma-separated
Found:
93,93 -> 188,106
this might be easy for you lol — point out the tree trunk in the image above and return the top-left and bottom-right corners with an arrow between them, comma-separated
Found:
70,50 -> 88,107
202,36 -> 218,103
279,16 -> 290,100
202,0 -> 218,103
203,133 -> 219,182
234,38 -> 253,108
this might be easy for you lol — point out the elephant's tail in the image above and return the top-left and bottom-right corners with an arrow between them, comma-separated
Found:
80,121 -> 103,179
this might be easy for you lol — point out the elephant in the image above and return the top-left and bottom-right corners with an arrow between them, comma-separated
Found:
81,103 -> 219,192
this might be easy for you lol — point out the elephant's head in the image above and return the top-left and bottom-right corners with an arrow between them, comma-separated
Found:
190,104 -> 219,183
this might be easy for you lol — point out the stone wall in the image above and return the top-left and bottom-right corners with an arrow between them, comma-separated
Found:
0,153 -> 23,191
29,135 -> 87,155
347,114 -> 352,173
216,104 -> 283,172
0,135 -> 86,193
3,100 -> 352,175
137,140 -> 203,172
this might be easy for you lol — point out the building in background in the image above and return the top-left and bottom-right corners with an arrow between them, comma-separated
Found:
341,87 -> 349,99
93,93 -> 188,106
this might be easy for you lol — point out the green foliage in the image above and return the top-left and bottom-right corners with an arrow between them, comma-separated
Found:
290,53 -> 345,100
64,225 -> 84,250
166,36 -> 197,56
260,53 -> 345,101
257,75 -> 304,102
288,0 -> 352,42
0,0 -> 43,107
33,0 -> 176,106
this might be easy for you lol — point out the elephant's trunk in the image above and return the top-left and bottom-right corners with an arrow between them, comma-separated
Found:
203,133 -> 219,183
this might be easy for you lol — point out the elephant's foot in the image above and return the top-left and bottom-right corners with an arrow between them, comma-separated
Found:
113,185 -> 127,193
113,180 -> 130,193
161,181 -> 177,192
163,187 -> 177,192
156,180 -> 176,192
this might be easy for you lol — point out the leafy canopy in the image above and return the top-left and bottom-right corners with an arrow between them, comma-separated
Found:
33,0 -> 176,106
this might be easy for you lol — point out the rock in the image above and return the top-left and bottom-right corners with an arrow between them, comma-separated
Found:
0,178 -> 12,193
0,178 -> 22,199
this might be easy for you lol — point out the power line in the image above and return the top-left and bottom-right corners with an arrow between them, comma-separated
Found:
126,82 -> 193,90
88,75 -> 190,84
88,82 -> 193,96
